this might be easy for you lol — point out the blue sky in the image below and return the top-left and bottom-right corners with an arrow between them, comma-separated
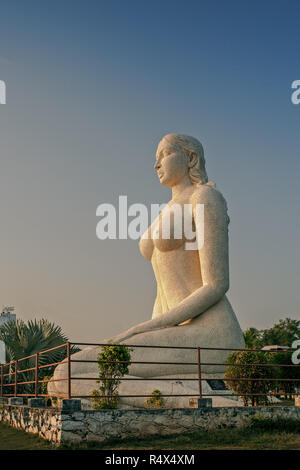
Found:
0,0 -> 299,340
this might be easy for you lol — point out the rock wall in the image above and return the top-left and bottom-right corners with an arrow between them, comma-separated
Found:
1,404 -> 300,444
0,405 -> 62,443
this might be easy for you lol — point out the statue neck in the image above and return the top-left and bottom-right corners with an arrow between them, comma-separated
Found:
171,176 -> 193,200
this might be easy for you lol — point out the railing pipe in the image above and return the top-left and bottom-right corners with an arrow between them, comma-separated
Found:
35,353 -> 39,398
0,343 -> 298,401
197,347 -> 202,398
14,360 -> 18,397
67,342 -> 71,399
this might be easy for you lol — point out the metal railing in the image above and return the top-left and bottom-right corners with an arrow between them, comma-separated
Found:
0,343 -> 69,399
0,342 -> 299,404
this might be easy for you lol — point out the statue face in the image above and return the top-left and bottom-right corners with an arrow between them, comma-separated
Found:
155,137 -> 189,187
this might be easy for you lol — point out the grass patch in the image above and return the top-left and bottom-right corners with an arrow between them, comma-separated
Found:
0,422 -> 53,450
248,415 -> 300,432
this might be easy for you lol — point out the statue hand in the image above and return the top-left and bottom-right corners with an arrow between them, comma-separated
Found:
106,322 -> 150,344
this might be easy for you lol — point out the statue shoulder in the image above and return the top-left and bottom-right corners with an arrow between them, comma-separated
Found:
190,182 -> 225,204
190,182 -> 230,223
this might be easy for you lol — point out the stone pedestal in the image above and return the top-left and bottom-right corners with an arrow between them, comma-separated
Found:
62,399 -> 81,412
28,398 -> 46,408
8,397 -> 24,406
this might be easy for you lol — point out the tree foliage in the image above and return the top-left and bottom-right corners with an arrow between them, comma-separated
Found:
0,319 -> 79,394
244,328 -> 262,349
225,350 -> 277,406
91,344 -> 131,410
269,351 -> 300,398
244,318 -> 300,349
231,318 -> 300,404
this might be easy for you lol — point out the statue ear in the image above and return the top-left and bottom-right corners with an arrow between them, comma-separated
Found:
187,152 -> 198,169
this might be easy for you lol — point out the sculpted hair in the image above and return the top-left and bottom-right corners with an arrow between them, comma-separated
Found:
164,133 -> 208,184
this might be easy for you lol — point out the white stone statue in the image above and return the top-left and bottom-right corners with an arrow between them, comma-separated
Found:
50,134 -> 245,407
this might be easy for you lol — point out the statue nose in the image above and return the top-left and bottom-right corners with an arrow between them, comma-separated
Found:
154,160 -> 161,170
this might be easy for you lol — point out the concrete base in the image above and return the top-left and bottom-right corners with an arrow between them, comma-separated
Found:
28,398 -> 46,408
189,397 -> 212,408
8,398 -> 24,406
79,374 -> 243,409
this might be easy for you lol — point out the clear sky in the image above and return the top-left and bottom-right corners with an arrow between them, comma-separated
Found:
0,0 -> 299,341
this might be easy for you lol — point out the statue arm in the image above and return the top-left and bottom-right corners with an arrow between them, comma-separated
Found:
109,186 -> 230,343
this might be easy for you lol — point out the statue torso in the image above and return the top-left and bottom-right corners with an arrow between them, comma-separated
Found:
139,187 -> 203,316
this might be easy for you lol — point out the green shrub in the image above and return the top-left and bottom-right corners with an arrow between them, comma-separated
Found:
225,350 -> 277,406
248,414 -> 300,433
91,344 -> 131,410
91,389 -> 119,410
270,351 -> 300,399
145,389 -> 165,409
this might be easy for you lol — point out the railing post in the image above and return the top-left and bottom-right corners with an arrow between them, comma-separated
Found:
35,353 -> 39,398
67,342 -> 71,399
14,360 -> 18,397
197,347 -> 202,398
0,365 -> 3,398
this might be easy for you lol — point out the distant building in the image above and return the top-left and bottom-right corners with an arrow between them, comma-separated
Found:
0,307 -> 16,328
261,345 -> 290,351
0,307 -> 16,364
0,342 -> 5,364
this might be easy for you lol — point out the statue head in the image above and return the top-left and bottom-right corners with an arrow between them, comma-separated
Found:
155,133 -> 208,187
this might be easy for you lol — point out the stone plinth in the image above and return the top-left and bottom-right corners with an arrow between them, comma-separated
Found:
28,398 -> 46,408
8,398 -> 24,406
189,398 -> 212,408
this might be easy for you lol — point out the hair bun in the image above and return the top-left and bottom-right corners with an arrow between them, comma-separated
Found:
205,181 -> 216,188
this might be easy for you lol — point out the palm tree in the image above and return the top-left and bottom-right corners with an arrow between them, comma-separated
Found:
244,327 -> 262,349
0,319 -> 79,395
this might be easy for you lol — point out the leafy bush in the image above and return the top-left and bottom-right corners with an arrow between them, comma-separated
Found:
145,389 -> 165,409
270,351 -> 300,399
248,414 -> 300,432
225,350 -> 277,406
91,344 -> 131,410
